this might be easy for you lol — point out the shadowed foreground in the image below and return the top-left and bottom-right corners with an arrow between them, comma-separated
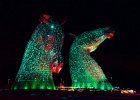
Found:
0,90 -> 140,100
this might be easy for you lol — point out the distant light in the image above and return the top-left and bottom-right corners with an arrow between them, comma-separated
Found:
121,89 -> 136,94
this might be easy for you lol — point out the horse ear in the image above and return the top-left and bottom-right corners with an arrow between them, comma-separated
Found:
40,14 -> 51,23
42,14 -> 51,19
69,33 -> 76,38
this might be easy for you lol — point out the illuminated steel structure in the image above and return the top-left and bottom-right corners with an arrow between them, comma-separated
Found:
11,14 -> 64,90
69,27 -> 114,90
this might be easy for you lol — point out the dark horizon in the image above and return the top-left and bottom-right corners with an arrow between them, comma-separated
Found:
0,0 -> 140,91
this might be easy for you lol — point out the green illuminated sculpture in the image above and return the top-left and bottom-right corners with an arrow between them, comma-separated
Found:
11,14 -> 64,90
69,27 -> 114,90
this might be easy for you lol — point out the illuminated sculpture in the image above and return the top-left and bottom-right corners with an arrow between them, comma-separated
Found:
69,27 -> 114,90
11,14 -> 64,90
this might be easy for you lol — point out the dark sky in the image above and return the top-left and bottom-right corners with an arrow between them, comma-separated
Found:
0,0 -> 140,90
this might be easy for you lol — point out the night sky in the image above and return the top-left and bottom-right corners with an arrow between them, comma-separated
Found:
0,0 -> 140,91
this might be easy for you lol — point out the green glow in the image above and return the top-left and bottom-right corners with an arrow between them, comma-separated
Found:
94,82 -> 98,89
11,16 -> 64,90
13,85 -> 17,90
69,28 -> 113,90
31,80 -> 37,89
100,82 -> 105,90
47,86 -> 51,90
24,84 -> 28,90
40,84 -> 45,89
82,83 -> 85,88
50,25 -> 54,29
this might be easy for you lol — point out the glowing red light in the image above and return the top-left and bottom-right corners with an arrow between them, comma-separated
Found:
43,14 -> 50,19
49,35 -> 53,40
107,33 -> 114,38
40,14 -> 51,24
45,44 -> 52,51
50,61 -> 63,73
